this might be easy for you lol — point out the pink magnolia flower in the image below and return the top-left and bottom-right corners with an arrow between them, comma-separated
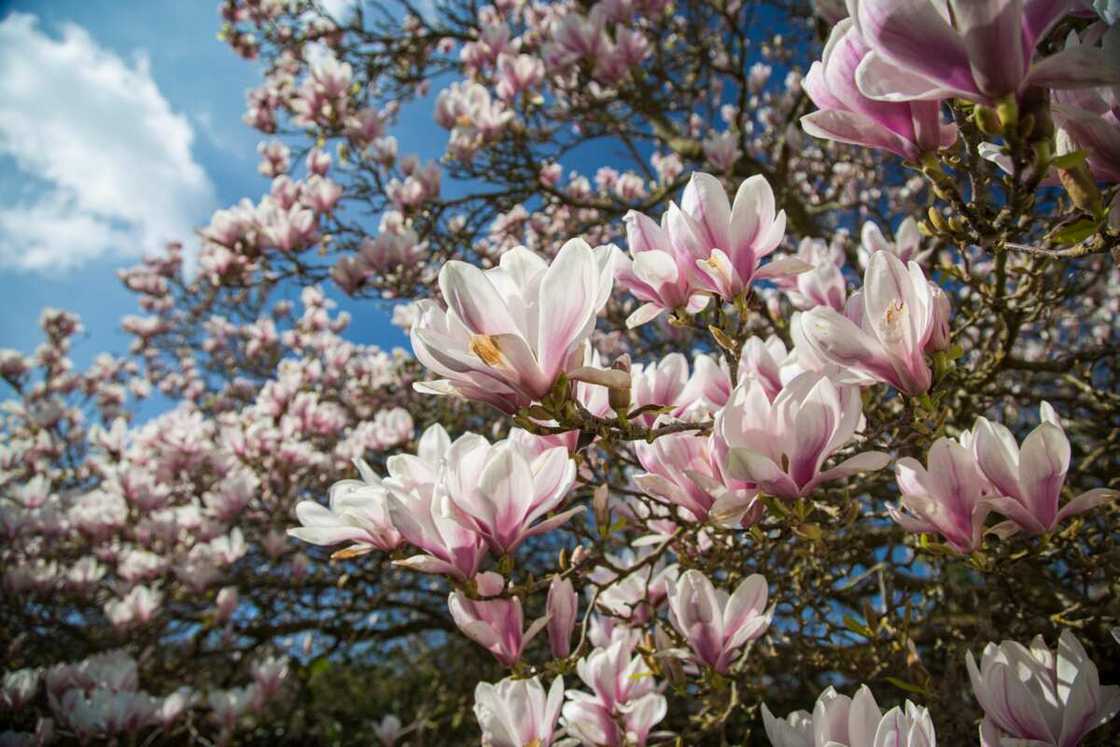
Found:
798,251 -> 947,395
411,240 -> 617,413
860,217 -> 930,268
735,335 -> 794,401
1053,104 -> 1120,183
618,172 -> 808,325
382,425 -> 489,580
971,402 -> 1117,536
629,353 -> 690,426
763,684 -> 937,747
888,436 -> 995,554
474,675 -> 564,747
1050,27 -> 1120,182
104,585 -> 162,628
561,638 -> 667,747
590,549 -> 679,624
848,0 -> 1120,107
774,237 -> 848,311
617,207 -> 711,329
288,457 -> 403,557
702,130 -> 741,173
448,571 -> 549,667
802,19 -> 957,160
495,52 -> 544,101
547,575 -> 578,658
969,630 -> 1120,747
633,432 -> 721,522
719,372 -> 890,501
666,570 -> 771,673
440,433 -> 579,556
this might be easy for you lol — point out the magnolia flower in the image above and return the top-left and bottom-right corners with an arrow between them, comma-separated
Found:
547,575 -> 578,658
383,425 -> 488,580
628,353 -> 690,425
888,436 -> 995,554
719,372 -> 890,501
802,19 -> 957,160
763,684 -> 937,747
735,335 -> 795,401
561,638 -> 666,747
798,251 -> 947,396
617,206 -> 711,328
448,571 -> 548,667
618,172 -> 807,327
440,434 -> 579,556
666,570 -> 771,673
633,432 -> 725,522
104,585 -> 162,628
969,630 -> 1120,747
972,402 -> 1117,537
589,549 -> 679,623
288,458 -> 402,557
774,237 -> 848,312
411,240 -> 617,413
474,675 -> 564,747
1053,104 -> 1120,183
848,0 -> 1120,107
860,218 -> 930,268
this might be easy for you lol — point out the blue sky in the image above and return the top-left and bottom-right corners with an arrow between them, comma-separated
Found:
0,0 -> 407,379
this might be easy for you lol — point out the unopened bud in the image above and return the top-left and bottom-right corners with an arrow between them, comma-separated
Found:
974,105 -> 1002,136
593,484 -> 611,530
609,355 -> 632,414
927,207 -> 951,235
571,545 -> 590,567
1058,164 -> 1103,216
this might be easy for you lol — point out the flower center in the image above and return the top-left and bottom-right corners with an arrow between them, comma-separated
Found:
470,334 -> 506,368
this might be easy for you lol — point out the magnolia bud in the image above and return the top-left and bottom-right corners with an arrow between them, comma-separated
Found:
546,575 -> 578,658
215,586 -> 238,623
593,484 -> 611,530
609,355 -> 632,414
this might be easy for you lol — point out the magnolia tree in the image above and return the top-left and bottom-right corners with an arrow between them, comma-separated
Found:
3,0 -> 1120,744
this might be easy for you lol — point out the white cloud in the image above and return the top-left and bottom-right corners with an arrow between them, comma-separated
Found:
0,12 -> 217,271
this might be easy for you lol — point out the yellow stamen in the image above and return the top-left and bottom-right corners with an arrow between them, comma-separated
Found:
470,334 -> 505,368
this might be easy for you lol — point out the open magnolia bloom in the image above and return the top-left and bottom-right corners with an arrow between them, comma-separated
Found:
288,457 -> 402,558
438,432 -> 579,556
762,684 -> 936,747
380,425 -> 488,580
888,435 -> 996,554
448,571 -> 549,667
617,171 -> 809,327
633,431 -> 726,523
287,424 -> 487,580
969,630 -> 1120,747
474,675 -> 564,747
666,570 -> 771,674
561,637 -> 667,747
802,18 -> 957,161
847,0 -> 1120,107
969,402 -> 1117,537
718,371 -> 890,501
411,239 -> 617,413
860,218 -> 930,268
797,251 -> 949,396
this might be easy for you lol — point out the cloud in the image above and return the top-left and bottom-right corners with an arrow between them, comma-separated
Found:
0,12 -> 217,271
